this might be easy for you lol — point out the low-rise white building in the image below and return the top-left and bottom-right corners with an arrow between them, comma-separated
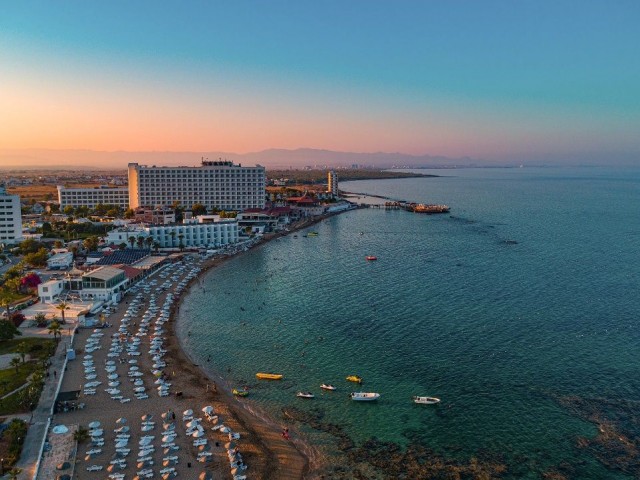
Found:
47,252 -> 74,270
57,185 -> 129,209
147,219 -> 238,249
38,279 -> 65,303
81,266 -> 128,302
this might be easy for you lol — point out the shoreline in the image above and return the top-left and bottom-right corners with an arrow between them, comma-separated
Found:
169,214 -> 346,479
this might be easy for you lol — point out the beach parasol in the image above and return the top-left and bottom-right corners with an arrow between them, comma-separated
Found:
56,462 -> 71,470
140,437 -> 154,446
231,467 -> 239,476
224,441 -> 236,450
185,420 -> 199,428
161,410 -> 172,419
183,409 -> 193,416
141,414 -> 153,421
199,472 -> 213,480
209,416 -> 219,425
116,417 -> 127,424
116,440 -> 128,449
162,474 -> 171,480
163,423 -> 175,431
88,421 -> 100,429
52,425 -> 69,434
162,435 -> 175,443
202,406 -> 214,414
198,444 -> 211,451
56,475 -> 71,480
115,426 -> 129,433
192,430 -> 205,438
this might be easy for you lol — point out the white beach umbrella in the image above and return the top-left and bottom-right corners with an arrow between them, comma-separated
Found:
115,426 -> 129,433
162,435 -> 175,443
139,437 -> 153,446
141,414 -> 153,421
116,417 -> 127,424
201,406 -> 214,414
183,409 -> 193,416
88,421 -> 100,429
185,420 -> 199,429
192,430 -> 205,438
116,441 -> 128,449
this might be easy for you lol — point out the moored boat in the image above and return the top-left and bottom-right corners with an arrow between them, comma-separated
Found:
350,392 -> 380,401
232,388 -> 249,397
296,391 -> 315,399
256,373 -> 283,380
346,375 -> 363,384
307,232 -> 318,237
365,256 -> 377,261
320,384 -> 336,391
413,396 -> 440,404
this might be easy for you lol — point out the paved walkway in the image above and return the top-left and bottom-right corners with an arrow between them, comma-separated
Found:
15,331 -> 71,480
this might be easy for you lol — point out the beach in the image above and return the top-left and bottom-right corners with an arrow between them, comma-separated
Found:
41,216 -> 334,480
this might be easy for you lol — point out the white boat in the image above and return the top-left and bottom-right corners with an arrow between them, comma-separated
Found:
350,392 -> 380,401
412,396 -> 441,405
320,384 -> 336,391
296,392 -> 314,399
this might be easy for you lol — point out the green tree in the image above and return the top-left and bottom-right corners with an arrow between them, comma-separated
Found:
74,426 -> 90,443
94,203 -> 107,216
128,236 -> 136,248
118,242 -> 127,250
55,302 -> 70,324
169,231 -> 176,247
63,205 -> 74,215
16,342 -> 29,363
47,320 -> 62,342
0,319 -> 21,341
178,233 -> 185,251
144,237 -> 154,250
34,312 -> 47,327
83,236 -> 98,252
124,208 -> 135,219
41,222 -> 53,235
106,207 -> 121,217
10,356 -> 21,373
53,240 -> 63,249
23,248 -> 48,267
18,238 -> 43,254
191,203 -> 207,217
136,236 -> 145,249
153,242 -> 160,252
8,467 -> 22,479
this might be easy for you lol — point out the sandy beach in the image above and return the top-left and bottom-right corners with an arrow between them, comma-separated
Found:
43,215 -> 336,480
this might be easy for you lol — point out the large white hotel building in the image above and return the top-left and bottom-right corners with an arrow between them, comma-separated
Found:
128,161 -> 266,211
0,185 -> 23,245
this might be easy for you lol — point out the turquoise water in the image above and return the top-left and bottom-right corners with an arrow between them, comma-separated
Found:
179,166 -> 640,478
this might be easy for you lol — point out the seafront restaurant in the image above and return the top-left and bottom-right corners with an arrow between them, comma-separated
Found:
80,266 -> 127,302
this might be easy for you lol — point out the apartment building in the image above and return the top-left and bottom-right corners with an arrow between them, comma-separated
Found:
127,161 -> 265,211
0,185 -> 23,245
57,185 -> 129,209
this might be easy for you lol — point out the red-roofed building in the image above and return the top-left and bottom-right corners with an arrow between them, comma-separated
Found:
113,264 -> 144,287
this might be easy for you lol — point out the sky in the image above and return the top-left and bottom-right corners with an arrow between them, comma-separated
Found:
1,1 -> 639,165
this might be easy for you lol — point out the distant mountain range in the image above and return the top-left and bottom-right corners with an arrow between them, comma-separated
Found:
1,148 -> 632,170
0,148 -> 480,170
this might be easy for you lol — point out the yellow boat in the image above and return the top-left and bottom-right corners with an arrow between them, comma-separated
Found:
346,375 -> 363,384
256,373 -> 283,380
233,388 -> 249,397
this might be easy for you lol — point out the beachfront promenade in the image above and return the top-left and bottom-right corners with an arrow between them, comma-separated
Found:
15,330 -> 72,479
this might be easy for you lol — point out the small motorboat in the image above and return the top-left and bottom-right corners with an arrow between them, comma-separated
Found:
320,384 -> 336,391
296,392 -> 315,399
232,388 -> 249,397
346,375 -> 363,384
256,373 -> 283,380
413,396 -> 441,405
365,256 -> 377,261
307,232 -> 318,237
350,392 -> 380,402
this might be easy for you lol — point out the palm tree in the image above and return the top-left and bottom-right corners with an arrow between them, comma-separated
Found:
136,236 -> 145,249
48,320 -> 62,342
55,302 -> 70,324
16,342 -> 29,364
74,426 -> 90,443
0,294 -> 13,318
145,236 -> 154,250
8,467 -> 22,480
10,356 -> 21,373
153,242 -> 160,252
169,231 -> 176,247
128,236 -> 136,249
177,233 -> 185,251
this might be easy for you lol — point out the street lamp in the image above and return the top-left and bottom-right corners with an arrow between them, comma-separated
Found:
1,457 -> 4,474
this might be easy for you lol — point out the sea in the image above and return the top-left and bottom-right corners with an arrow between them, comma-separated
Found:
178,166 -> 640,479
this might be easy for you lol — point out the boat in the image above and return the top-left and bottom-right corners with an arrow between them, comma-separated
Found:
296,391 -> 315,399
232,388 -> 249,397
320,384 -> 336,391
365,256 -> 377,261
346,375 -> 363,384
350,392 -> 380,401
413,396 -> 441,404
412,203 -> 450,214
256,373 -> 283,380
306,232 -> 318,237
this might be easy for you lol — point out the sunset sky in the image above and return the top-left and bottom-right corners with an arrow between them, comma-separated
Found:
1,1 -> 639,164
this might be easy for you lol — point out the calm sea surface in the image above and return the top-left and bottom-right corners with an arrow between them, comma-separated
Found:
179,166 -> 640,478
